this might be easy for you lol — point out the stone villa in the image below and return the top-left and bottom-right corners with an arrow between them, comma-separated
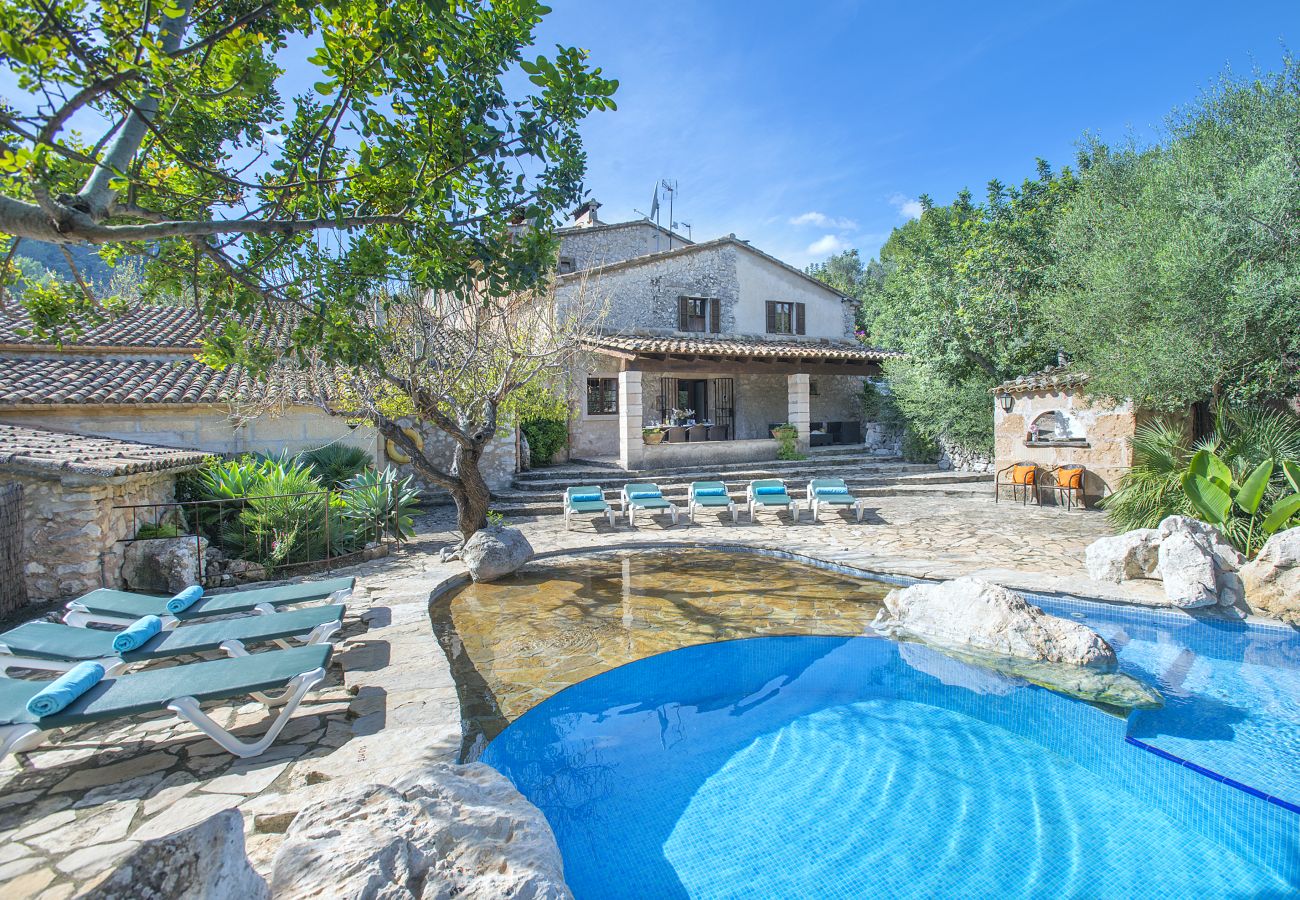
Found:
554,201 -> 896,470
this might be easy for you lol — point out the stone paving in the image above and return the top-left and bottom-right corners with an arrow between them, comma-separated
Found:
0,493 -> 1182,897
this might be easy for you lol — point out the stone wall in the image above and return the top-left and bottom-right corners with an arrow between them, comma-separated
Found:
9,468 -> 178,602
992,387 -> 1145,498
939,440 -> 995,474
0,405 -> 378,461
558,222 -> 682,272
378,419 -> 518,501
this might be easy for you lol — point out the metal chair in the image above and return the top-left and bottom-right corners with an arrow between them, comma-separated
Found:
1048,465 -> 1087,510
994,462 -> 1042,506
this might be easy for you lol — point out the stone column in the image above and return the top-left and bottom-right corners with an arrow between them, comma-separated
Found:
618,370 -> 644,471
787,373 -> 810,453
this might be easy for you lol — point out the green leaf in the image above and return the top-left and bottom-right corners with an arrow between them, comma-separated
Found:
1234,459 -> 1273,515
1187,449 -> 1233,494
1262,493 -> 1300,535
1284,460 -> 1300,494
1182,471 -> 1232,525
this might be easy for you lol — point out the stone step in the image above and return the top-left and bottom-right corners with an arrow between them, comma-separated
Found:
512,448 -> 904,482
489,472 -> 992,517
509,461 -> 934,493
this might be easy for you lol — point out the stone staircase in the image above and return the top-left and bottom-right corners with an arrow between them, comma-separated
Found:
492,447 -> 993,517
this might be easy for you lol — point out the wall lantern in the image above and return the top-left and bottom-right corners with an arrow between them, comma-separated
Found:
997,392 -> 1014,413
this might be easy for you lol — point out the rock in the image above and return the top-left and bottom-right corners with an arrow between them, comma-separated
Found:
120,536 -> 209,594
80,809 -> 268,900
461,526 -> 534,583
871,577 -> 1117,670
1085,529 -> 1161,583
1240,528 -> 1300,625
271,762 -> 571,900
1156,525 -> 1227,608
1158,516 -> 1244,572
222,558 -> 268,583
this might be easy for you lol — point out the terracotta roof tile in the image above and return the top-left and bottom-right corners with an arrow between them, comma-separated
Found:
0,423 -> 206,477
0,356 -> 302,406
582,334 -> 900,362
994,365 -> 1090,395
0,305 -> 279,350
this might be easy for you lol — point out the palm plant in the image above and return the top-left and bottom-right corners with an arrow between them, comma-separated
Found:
1104,405 -> 1300,551
301,444 -> 373,487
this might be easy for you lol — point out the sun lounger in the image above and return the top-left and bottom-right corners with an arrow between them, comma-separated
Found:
619,483 -> 679,527
564,486 -> 616,531
687,481 -> 738,524
807,478 -> 867,523
62,576 -> 355,628
0,644 -> 332,760
746,479 -> 799,523
0,605 -> 346,676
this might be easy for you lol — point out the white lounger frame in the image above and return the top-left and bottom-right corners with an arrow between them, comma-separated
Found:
746,482 -> 799,524
563,495 -> 616,531
806,480 -> 867,524
0,619 -> 342,678
62,585 -> 353,630
619,489 -> 679,527
687,486 -> 738,524
0,666 -> 326,761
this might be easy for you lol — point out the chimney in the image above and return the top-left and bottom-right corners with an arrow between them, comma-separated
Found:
571,199 -> 602,228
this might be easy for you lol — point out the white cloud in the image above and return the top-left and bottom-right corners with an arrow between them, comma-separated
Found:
806,234 -> 851,256
790,211 -> 859,230
889,194 -> 924,220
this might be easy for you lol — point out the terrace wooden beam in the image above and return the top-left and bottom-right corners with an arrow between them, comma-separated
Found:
627,356 -> 883,376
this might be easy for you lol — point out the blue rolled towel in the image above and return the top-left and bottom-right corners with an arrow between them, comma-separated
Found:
629,490 -> 661,500
571,493 -> 602,503
755,485 -> 786,495
694,487 -> 727,497
26,661 -> 106,718
112,615 -> 163,654
166,585 -> 204,615
816,485 -> 849,495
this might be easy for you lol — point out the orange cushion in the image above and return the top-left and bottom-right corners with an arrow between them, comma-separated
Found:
1011,464 -> 1037,485
1057,467 -> 1084,489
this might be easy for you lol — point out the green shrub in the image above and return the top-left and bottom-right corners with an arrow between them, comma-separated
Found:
901,429 -> 940,463
522,417 -> 567,466
135,522 -> 182,540
301,444 -> 372,487
772,424 -> 804,461
226,461 -> 347,567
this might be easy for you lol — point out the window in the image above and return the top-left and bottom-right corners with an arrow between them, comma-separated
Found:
677,296 -> 721,333
586,377 -> 618,415
558,256 -> 576,274
766,301 -> 806,335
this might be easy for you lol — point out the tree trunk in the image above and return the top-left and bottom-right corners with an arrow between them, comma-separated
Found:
451,442 -> 492,539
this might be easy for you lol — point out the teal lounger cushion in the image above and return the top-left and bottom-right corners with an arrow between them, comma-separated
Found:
630,490 -> 661,500
695,487 -> 727,497
816,486 -> 849,495
26,661 -> 105,717
166,585 -> 204,615
755,485 -> 786,496
111,616 -> 163,654
570,493 -> 602,503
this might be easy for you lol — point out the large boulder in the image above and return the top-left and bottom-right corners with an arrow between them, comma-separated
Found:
1085,529 -> 1161,583
871,577 -> 1117,670
120,535 -> 209,593
461,526 -> 534,583
1155,516 -> 1245,609
1240,528 -> 1300,626
81,809 -> 268,900
271,762 -> 570,900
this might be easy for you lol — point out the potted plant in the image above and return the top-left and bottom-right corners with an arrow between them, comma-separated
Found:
771,423 -> 798,441
770,423 -> 803,460
643,427 -> 666,445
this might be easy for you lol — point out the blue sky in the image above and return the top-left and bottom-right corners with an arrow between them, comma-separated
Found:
534,1 -> 1295,266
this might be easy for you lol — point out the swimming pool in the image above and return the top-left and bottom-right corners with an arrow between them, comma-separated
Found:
483,635 -> 1299,898
464,550 -> 1300,897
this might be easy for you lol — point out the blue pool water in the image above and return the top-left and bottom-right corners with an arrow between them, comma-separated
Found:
483,634 -> 1300,898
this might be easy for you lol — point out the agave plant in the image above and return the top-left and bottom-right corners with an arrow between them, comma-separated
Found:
340,468 -> 420,543
1182,451 -> 1300,557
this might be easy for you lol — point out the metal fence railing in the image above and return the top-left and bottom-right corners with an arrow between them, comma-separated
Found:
114,489 -> 394,586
